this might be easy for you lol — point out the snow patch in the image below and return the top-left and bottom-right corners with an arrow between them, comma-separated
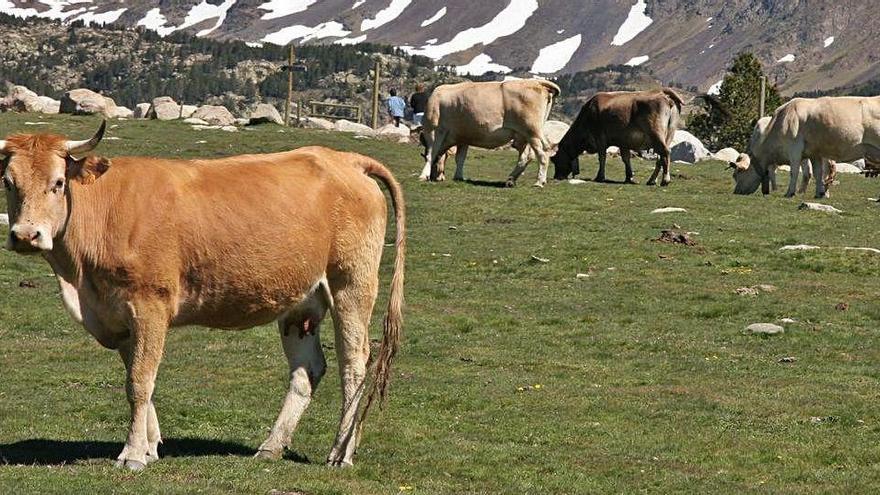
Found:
259,0 -> 317,20
405,0 -> 538,60
73,7 -> 126,26
531,34 -> 581,74
420,6 -> 446,27
556,29 -> 565,34
263,21 -> 350,45
824,36 -> 835,48
624,55 -> 649,66
611,0 -> 653,46
777,53 -> 795,63
706,17 -> 712,22
352,0 -> 365,7
362,0 -> 412,31
137,8 -> 176,36
335,34 -> 368,46
425,38 -> 438,44
245,41 -> 264,48
0,0 -> 88,21
707,79 -> 723,95
455,53 -> 511,76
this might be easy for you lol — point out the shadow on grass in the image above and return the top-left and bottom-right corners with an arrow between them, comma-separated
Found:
0,437 -> 311,465
461,178 -> 510,188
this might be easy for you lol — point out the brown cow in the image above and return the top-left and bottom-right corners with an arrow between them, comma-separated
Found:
0,122 -> 406,470
551,89 -> 682,185
418,79 -> 560,187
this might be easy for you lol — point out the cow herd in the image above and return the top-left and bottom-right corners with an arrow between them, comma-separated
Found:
1,80 -> 879,472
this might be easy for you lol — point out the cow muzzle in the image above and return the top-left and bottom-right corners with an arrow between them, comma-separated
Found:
8,224 -> 53,253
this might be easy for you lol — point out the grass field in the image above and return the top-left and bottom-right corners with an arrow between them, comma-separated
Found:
1,113 -> 880,494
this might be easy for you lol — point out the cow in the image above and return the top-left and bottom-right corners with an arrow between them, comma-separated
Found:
550,89 -> 683,186
732,116 -> 836,197
0,122 -> 406,470
418,79 -> 560,187
732,96 -> 880,197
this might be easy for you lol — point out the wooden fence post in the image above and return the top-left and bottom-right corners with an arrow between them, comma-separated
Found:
284,44 -> 294,126
371,59 -> 380,129
759,76 -> 766,118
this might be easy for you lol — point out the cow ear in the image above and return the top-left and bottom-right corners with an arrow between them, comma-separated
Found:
67,155 -> 111,185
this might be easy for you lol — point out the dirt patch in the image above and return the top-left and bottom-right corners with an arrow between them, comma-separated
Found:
656,229 -> 696,246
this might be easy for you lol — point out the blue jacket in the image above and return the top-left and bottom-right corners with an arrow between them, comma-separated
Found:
386,96 -> 406,117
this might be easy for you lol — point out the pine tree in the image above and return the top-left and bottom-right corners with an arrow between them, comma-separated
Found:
688,53 -> 784,151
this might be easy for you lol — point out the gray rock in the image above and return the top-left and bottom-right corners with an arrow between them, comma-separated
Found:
60,88 -> 116,117
834,162 -> 862,174
798,202 -> 842,213
180,105 -> 198,119
543,120 -> 569,146
300,117 -> 335,130
334,119 -> 375,135
376,123 -> 411,142
713,147 -> 740,163
109,106 -> 133,119
192,105 -> 236,126
183,117 -> 209,125
248,103 -> 283,125
149,96 -> 180,121
747,323 -> 785,335
779,244 -> 820,251
36,96 -> 60,114
133,103 -> 151,119
670,130 -> 710,163
852,159 -> 866,171
651,207 -> 687,214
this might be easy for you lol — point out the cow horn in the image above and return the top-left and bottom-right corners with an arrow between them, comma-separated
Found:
66,120 -> 106,156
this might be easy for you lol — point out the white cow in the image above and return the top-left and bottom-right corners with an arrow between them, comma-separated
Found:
733,96 -> 880,197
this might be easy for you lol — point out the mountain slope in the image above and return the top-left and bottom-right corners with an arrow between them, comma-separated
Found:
1,0 -> 877,94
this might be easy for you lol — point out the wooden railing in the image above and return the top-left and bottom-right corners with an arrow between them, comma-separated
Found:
307,101 -> 362,123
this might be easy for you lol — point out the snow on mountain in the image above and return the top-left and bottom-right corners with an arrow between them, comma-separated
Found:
624,55 -> 649,66
420,6 -> 445,28
777,54 -> 795,63
611,0 -> 652,46
455,53 -> 511,76
263,21 -> 350,45
361,0 -> 411,31
824,36 -> 835,48
259,0 -> 318,21
404,0 -> 537,60
531,34 -> 581,74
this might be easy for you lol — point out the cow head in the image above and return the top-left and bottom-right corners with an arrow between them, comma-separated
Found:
731,152 -> 771,195
1,121 -> 109,253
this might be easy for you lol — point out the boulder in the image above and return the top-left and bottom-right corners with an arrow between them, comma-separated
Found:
542,120 -> 570,146
248,103 -> 283,125
133,103 -> 151,119
799,202 -> 842,213
713,147 -> 740,163
109,106 -> 133,119
192,105 -> 235,126
747,323 -> 784,335
834,162 -> 862,174
180,105 -> 198,119
670,130 -> 710,163
1,86 -> 59,113
334,119 -> 375,135
149,96 -> 180,121
376,123 -> 411,143
235,118 -> 250,126
60,88 -> 115,116
301,117 -> 335,130
852,159 -> 866,170
183,117 -> 209,125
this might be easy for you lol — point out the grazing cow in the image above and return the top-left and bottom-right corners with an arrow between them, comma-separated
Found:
551,89 -> 683,186
418,79 -> 560,187
733,96 -> 880,197
0,122 -> 406,470
732,116 -> 836,196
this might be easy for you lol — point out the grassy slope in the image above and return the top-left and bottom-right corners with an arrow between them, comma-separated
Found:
1,114 -> 879,494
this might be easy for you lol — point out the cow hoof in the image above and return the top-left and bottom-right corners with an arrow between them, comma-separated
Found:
453,176 -> 465,182
532,181 -> 545,188
646,179 -> 657,186
436,173 -> 446,182
505,179 -> 516,188
418,175 -> 429,182
255,449 -> 283,461
594,176 -> 606,183
660,180 -> 670,187
326,459 -> 354,468
625,178 -> 638,185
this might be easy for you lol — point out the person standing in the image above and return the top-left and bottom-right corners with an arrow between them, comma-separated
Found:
410,83 -> 429,127
386,88 -> 406,127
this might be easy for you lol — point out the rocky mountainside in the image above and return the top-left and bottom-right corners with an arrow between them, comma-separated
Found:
1,0 -> 878,94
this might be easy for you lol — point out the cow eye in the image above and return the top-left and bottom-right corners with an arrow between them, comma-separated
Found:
52,179 -> 65,193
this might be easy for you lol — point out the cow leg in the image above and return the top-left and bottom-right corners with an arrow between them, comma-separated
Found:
506,140 -> 532,188
646,158 -> 661,186
813,158 -> 828,198
420,128 -> 449,181
118,344 -> 161,465
115,301 -> 168,471
529,136 -> 551,187
621,149 -> 637,184
326,273 -> 379,467
256,311 -> 327,460
453,145 -> 469,181
659,147 -> 672,186
796,159 -> 812,194
594,150 -> 607,183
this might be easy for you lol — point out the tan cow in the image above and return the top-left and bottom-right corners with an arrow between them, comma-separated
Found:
733,96 -> 880,197
418,79 -> 560,187
0,122 -> 406,470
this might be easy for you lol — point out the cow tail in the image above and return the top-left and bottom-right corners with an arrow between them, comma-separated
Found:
541,80 -> 561,123
356,156 -> 406,431
663,88 -> 682,145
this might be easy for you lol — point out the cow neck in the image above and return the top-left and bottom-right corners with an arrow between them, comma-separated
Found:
44,178 -> 113,284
